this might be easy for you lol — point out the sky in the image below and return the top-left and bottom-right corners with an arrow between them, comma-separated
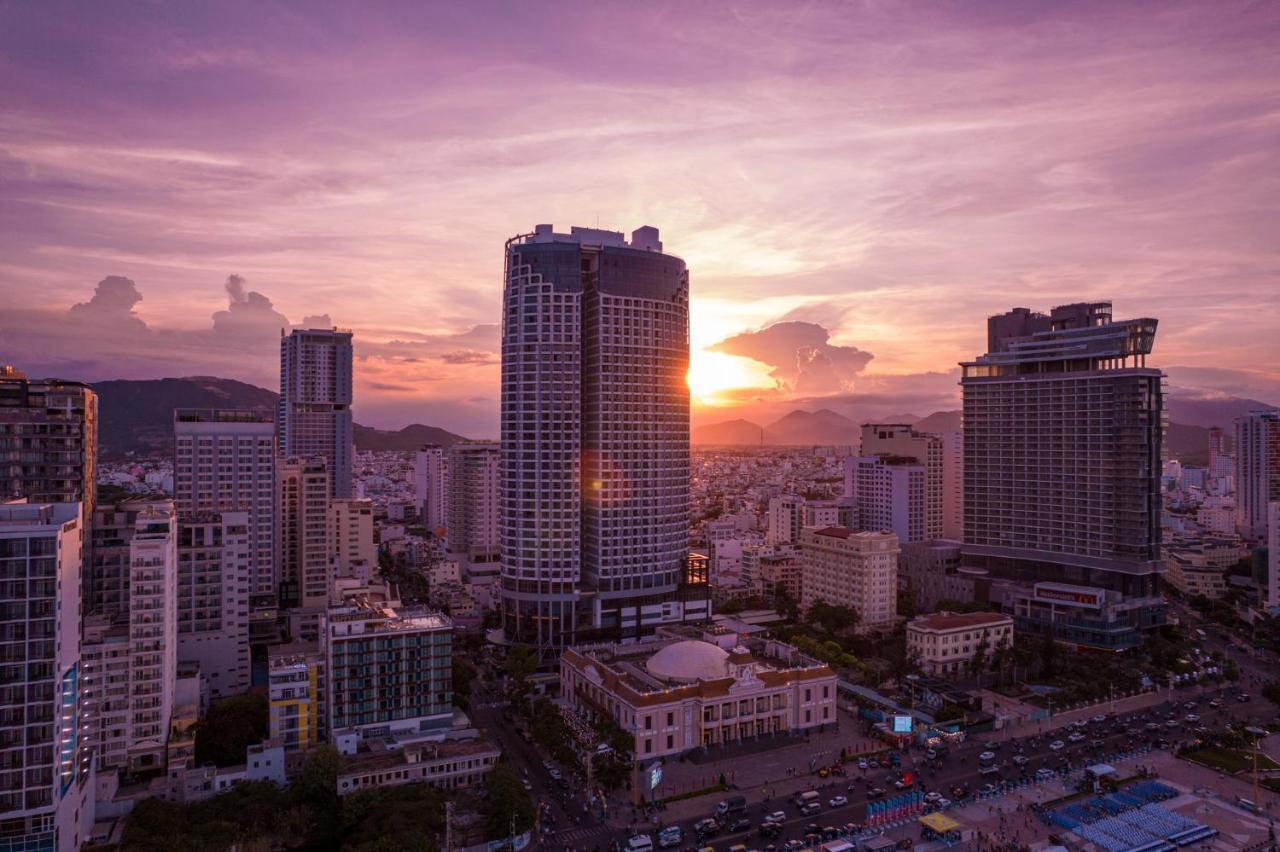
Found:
1,0 -> 1278,437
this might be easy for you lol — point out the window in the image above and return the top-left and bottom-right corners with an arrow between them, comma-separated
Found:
644,739 -> 652,754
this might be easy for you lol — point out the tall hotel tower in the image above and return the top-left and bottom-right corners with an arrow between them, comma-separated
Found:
499,225 -> 703,648
279,328 -> 354,498
961,302 -> 1166,643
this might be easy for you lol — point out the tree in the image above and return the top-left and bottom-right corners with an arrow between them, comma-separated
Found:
773,584 -> 800,622
1037,632 -> 1058,679
967,630 -> 991,680
193,693 -> 268,768
484,760 -> 536,840
452,656 -> 476,711
339,784 -> 446,851
807,600 -> 859,636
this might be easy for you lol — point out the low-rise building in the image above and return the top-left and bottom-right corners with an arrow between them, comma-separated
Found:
268,642 -> 324,753
337,739 -> 500,797
1163,535 -> 1246,600
561,627 -> 837,762
906,611 -> 1013,676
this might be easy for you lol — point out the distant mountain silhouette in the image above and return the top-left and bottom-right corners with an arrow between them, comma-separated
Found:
1166,396 -> 1278,429
764,409 -> 859,445
92,376 -> 467,458
912,410 -> 962,433
691,418 -> 764,446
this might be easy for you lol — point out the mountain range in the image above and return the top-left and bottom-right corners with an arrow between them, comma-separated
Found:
693,396 -> 1278,466
92,377 -> 466,459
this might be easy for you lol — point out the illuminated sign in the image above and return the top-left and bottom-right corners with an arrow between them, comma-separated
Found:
649,763 -> 663,790
1033,585 -> 1103,609
892,715 -> 913,734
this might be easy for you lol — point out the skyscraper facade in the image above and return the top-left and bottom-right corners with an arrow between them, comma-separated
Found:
173,408 -> 277,597
446,441 -> 500,584
176,511 -> 251,699
766,495 -> 805,545
1234,410 -> 1280,542
0,503 -> 89,852
0,366 -> 97,522
499,224 -> 695,647
843,454 -> 928,544
277,457 -> 331,609
961,302 -> 1165,599
940,430 -> 964,541
278,328 -> 354,499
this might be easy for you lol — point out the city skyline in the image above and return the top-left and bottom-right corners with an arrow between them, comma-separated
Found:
2,1 -> 1279,436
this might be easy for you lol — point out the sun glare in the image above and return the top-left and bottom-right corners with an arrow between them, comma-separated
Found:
686,350 -> 772,406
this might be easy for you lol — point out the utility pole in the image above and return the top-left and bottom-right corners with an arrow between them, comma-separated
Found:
444,801 -> 454,852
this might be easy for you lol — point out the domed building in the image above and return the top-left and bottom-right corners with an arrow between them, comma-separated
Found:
560,627 -> 837,763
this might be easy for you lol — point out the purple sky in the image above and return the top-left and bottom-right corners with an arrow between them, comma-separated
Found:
2,1 -> 1277,435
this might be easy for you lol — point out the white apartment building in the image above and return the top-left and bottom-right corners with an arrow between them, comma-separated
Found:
766,495 -> 805,545
125,504 -> 178,773
0,503 -> 90,852
173,408 -> 277,597
176,511 -> 251,698
446,441 -> 499,585
844,455 -> 928,544
414,445 -> 447,533
860,424 -> 944,541
799,527 -> 899,632
278,456 -> 330,609
1235,410 -> 1280,542
329,498 -> 375,582
906,611 -> 1013,676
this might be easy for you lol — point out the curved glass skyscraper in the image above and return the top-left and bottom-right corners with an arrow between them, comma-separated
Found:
499,225 -> 697,649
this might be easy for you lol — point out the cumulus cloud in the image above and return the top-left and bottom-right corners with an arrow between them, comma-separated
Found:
211,274 -> 289,339
709,321 -> 873,395
439,350 -> 498,366
67,276 -> 147,330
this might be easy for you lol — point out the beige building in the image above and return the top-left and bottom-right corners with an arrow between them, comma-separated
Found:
906,611 -> 1013,676
1163,535 -> 1246,600
278,456 -> 330,609
337,739 -> 500,796
799,527 -> 898,632
561,627 -> 836,762
860,424 -> 944,541
329,497 -> 375,582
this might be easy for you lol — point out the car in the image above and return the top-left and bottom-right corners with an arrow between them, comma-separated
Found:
1067,732 -> 1086,743
758,822 -> 781,838
1049,740 -> 1065,751
1209,699 -> 1223,708
541,760 -> 555,771
1186,713 -> 1200,723
1166,719 -> 1180,728
548,767 -> 562,779
1012,755 -> 1029,766
894,778 -> 913,789
657,826 -> 683,849
828,795 -> 848,808
521,778 -> 533,791
924,790 -> 942,802
925,748 -> 939,760
1092,714 -> 1107,723
1145,722 -> 1161,731
800,802 -> 821,816
1036,768 -> 1055,781
627,834 -> 654,852
857,758 -> 868,769
867,787 -> 886,799
766,811 -> 785,825
978,783 -> 998,796
1184,701 -> 1197,710
978,751 -> 996,762
950,783 -> 970,798
1237,694 -> 1251,703
935,797 -> 952,808
727,818 -> 751,833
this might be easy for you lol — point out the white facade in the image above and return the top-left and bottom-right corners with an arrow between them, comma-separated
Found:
446,442 -> 500,584
860,424 -> 944,541
766,495 -> 804,545
279,328 -> 354,499
173,409 -> 277,596
906,611 -> 1013,676
414,445 -> 447,533
176,511 -> 251,698
1235,410 -> 1280,542
844,455 -> 928,544
329,498 -> 375,582
125,505 -> 178,773
799,527 -> 899,631
0,503 -> 89,852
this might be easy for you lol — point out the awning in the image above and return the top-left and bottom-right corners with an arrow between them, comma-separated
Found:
918,812 -> 962,833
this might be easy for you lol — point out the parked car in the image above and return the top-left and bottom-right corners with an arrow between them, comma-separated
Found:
978,751 -> 996,762
1012,755 -> 1029,766
828,795 -> 848,808
1049,740 -> 1065,751
867,787 -> 887,799
857,757 -> 868,769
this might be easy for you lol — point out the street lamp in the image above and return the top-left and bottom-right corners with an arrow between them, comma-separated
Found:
1245,726 -> 1266,812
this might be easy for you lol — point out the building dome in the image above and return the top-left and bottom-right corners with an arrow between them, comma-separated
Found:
645,640 -> 730,683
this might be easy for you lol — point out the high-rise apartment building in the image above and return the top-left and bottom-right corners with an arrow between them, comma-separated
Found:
859,424 -> 943,540
766,495 -> 805,545
279,328 -> 354,499
446,442 -> 500,585
0,503 -> 89,852
278,457 -> 331,609
798,527 -> 899,632
87,499 -> 156,617
961,302 -> 1165,644
940,431 -> 964,541
123,505 -> 177,773
176,512 -> 251,698
844,455 -> 928,544
328,498 -> 375,581
0,366 -> 96,522
414,445 -> 447,533
173,408 -> 277,597
1267,502 -> 1279,610
1207,426 -> 1233,480
499,224 -> 699,647
323,604 -> 452,747
1235,410 -> 1280,542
